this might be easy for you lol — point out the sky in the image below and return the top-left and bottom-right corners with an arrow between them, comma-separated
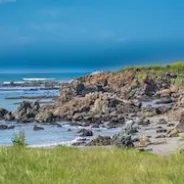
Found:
0,0 -> 184,72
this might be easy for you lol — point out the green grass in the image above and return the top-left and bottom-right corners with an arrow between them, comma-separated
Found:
117,62 -> 184,86
1,147 -> 184,184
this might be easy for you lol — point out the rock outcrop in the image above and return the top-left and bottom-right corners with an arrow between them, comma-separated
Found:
14,101 -> 40,123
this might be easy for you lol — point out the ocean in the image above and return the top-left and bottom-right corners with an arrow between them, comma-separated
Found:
0,40 -> 184,147
0,72 -> 89,83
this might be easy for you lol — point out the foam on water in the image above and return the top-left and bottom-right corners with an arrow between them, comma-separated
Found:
0,122 -> 121,147
23,78 -> 55,81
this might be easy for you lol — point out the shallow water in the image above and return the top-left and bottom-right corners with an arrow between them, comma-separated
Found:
0,86 -> 59,111
0,122 -> 121,147
0,84 -> 121,147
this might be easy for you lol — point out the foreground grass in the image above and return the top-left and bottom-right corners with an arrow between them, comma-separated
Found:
1,147 -> 184,184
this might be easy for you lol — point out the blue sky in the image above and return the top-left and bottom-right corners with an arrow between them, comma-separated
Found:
0,0 -> 184,72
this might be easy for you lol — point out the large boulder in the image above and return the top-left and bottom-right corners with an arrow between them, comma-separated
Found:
0,108 -> 9,120
112,132 -> 134,148
4,112 -> 15,121
77,128 -> 93,137
54,92 -> 140,125
87,136 -> 113,146
35,105 -> 55,123
14,101 -> 40,123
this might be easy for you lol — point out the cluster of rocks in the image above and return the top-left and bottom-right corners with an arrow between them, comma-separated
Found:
0,69 -> 182,128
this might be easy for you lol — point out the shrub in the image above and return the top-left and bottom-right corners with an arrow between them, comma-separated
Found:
12,131 -> 26,147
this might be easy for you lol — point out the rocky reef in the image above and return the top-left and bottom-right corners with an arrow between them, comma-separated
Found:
2,63 -> 184,152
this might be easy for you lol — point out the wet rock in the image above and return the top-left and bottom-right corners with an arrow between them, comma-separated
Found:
141,106 -> 157,117
54,91 -> 140,125
76,83 -> 86,96
67,128 -> 72,132
87,136 -> 113,146
135,136 -> 150,147
156,129 -> 167,133
72,138 -> 88,146
143,77 -> 157,96
155,135 -> 167,138
0,108 -> 9,120
138,148 -> 153,152
91,124 -> 100,128
7,125 -> 15,130
0,125 -> 8,130
157,118 -> 167,125
136,118 -> 150,126
113,133 -> 134,148
167,123 -> 175,127
124,120 -> 138,134
35,110 -> 55,123
14,101 -> 40,123
108,115 -> 125,128
77,128 -> 93,137
4,112 -> 15,121
155,98 -> 172,105
52,122 -> 62,127
112,127 -> 135,148
155,106 -> 172,115
33,125 -> 44,131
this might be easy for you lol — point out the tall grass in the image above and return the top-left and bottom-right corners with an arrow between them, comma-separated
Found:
0,147 -> 184,184
12,131 -> 26,147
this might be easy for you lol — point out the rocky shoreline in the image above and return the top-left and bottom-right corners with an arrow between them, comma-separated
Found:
1,64 -> 184,154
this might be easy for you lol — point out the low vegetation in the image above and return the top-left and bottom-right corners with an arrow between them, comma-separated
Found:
0,147 -> 184,184
119,62 -> 184,86
11,131 -> 26,147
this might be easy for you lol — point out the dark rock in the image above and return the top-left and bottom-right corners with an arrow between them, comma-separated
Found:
72,141 -> 86,146
72,138 -> 88,146
77,128 -> 93,137
87,136 -> 113,146
91,124 -> 100,128
67,128 -> 72,132
14,101 -> 40,123
76,83 -> 86,96
124,120 -> 138,134
138,148 -> 153,152
156,106 -> 172,115
155,98 -> 172,105
0,108 -> 9,120
112,127 -> 135,148
35,110 -> 55,123
155,135 -> 167,138
167,123 -> 175,127
7,125 -> 15,130
0,125 -> 8,130
156,129 -> 167,133
157,118 -> 167,125
137,118 -> 150,126
33,125 -> 44,131
109,115 -> 125,126
51,122 -> 62,127
141,106 -> 157,117
4,112 -> 15,121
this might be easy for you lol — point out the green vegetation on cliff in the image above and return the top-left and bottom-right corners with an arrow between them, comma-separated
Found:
1,147 -> 184,184
119,62 -> 184,86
